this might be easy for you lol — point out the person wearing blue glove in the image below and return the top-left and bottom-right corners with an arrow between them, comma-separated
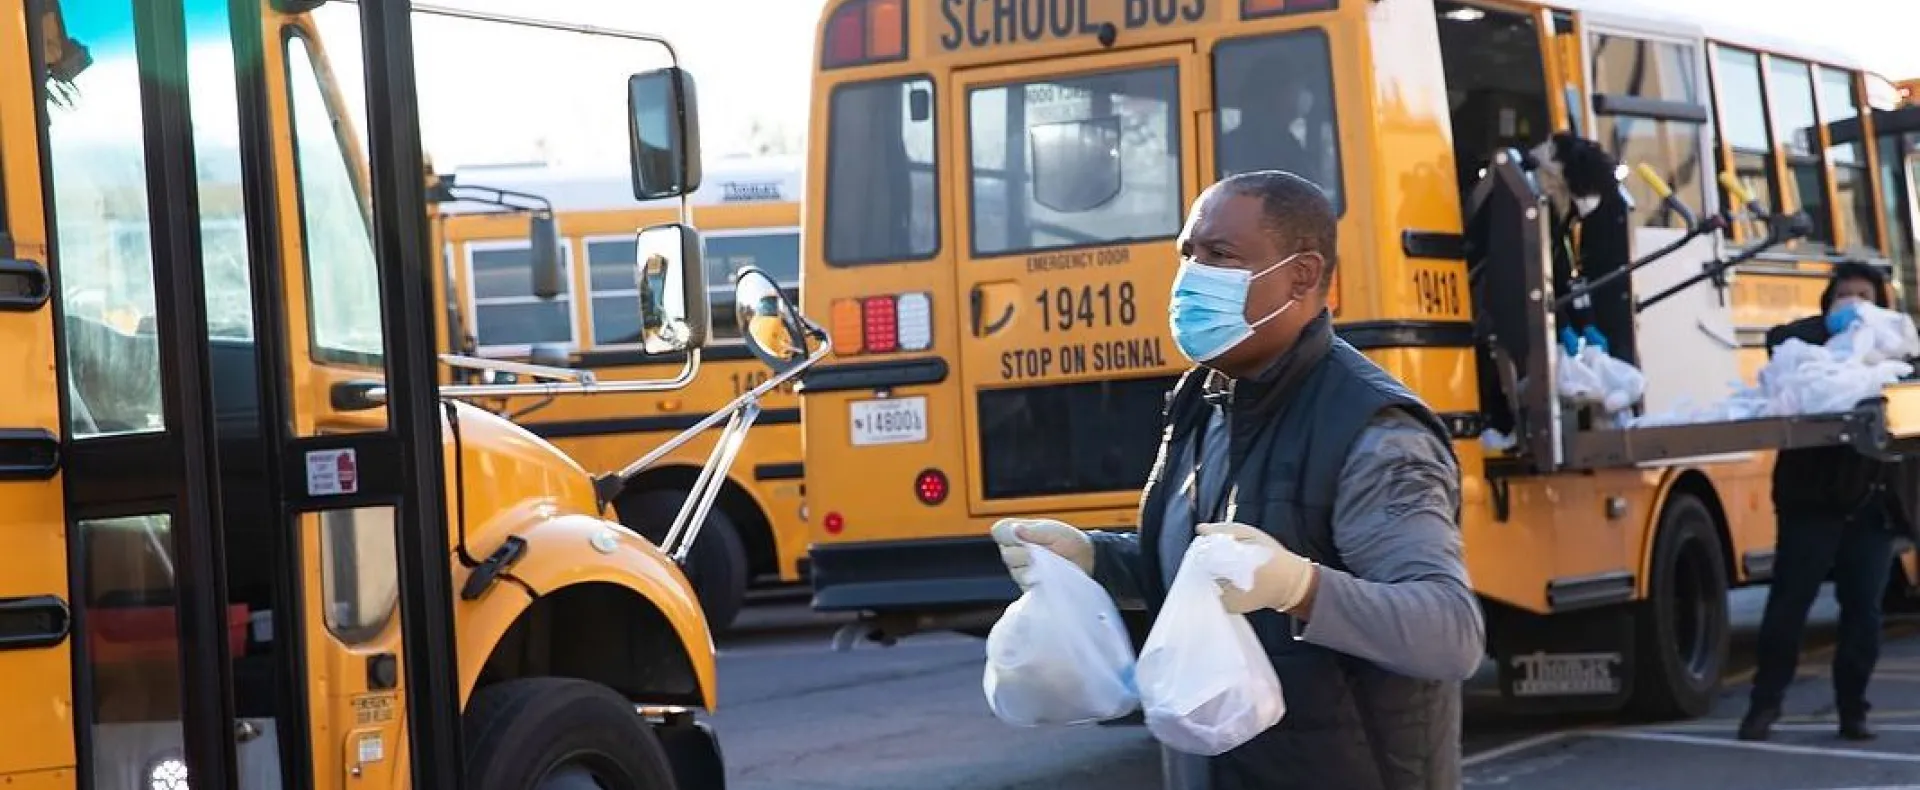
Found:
1740,261 -> 1911,742
992,172 -> 1483,790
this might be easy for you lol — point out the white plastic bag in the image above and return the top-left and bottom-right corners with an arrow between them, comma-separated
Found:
982,544 -> 1139,727
1555,346 -> 1605,406
1136,534 -> 1287,756
1581,345 -> 1646,415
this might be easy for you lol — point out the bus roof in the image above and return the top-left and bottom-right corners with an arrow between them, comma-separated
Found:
1551,0 -> 1870,74
436,154 -> 803,215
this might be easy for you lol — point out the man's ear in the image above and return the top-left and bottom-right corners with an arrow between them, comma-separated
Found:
1293,252 -> 1329,299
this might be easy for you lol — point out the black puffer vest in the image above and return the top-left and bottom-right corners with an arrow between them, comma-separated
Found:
1137,317 -> 1456,790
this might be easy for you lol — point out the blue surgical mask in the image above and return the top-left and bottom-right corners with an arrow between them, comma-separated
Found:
1827,298 -> 1865,335
1168,252 -> 1304,363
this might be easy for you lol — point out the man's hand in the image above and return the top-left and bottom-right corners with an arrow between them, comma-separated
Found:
990,518 -> 1094,590
1195,522 -> 1317,615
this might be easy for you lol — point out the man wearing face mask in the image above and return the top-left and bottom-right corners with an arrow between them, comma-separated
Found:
1740,261 -> 1906,743
990,171 -> 1485,790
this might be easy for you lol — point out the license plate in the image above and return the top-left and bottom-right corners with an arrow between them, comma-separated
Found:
849,396 -> 928,446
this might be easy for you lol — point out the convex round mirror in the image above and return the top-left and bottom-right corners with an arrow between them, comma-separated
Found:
634,222 -> 711,355
735,267 -> 809,374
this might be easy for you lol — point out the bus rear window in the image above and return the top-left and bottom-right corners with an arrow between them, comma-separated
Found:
825,77 -> 938,265
1213,30 -> 1344,211
968,66 -> 1183,257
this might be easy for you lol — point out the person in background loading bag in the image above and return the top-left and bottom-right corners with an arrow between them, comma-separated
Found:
1740,261 -> 1913,742
991,171 -> 1485,790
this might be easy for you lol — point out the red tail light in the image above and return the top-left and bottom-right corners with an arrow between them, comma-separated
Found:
862,296 -> 899,353
914,469 -> 949,506
821,0 -> 907,70
824,511 -> 846,534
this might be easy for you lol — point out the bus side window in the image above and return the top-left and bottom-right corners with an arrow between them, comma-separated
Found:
1213,29 -> 1344,209
1590,34 -> 1710,231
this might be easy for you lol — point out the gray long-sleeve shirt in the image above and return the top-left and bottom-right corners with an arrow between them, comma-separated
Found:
1089,406 -> 1483,788
1091,406 -> 1482,678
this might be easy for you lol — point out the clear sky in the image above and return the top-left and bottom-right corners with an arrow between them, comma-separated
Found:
318,0 -> 1919,169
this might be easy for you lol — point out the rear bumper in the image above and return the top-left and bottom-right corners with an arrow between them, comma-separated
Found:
808,536 -> 1019,612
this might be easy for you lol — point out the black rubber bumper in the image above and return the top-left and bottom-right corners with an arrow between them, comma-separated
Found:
808,536 -> 1021,612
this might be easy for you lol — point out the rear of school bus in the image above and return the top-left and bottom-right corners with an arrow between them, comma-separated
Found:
799,0 -> 1920,718
431,158 -> 807,631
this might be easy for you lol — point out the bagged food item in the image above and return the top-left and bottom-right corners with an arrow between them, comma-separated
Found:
982,544 -> 1139,727
1136,534 -> 1286,756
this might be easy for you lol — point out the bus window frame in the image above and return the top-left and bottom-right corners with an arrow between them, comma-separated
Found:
462,237 -> 581,358
961,60 -> 1186,260
1815,64 -> 1877,254
821,72 -> 942,267
1708,43 -> 1780,246
1209,26 -> 1347,217
1583,25 -> 1718,231
280,25 -> 382,369
1762,53 -> 1834,247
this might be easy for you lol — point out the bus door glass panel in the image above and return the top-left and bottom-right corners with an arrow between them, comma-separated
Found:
955,49 -> 1190,515
43,1 -> 179,779
46,0 -> 285,783
283,18 -> 411,786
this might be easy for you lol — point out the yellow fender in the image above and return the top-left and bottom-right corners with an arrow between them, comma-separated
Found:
456,509 -> 717,711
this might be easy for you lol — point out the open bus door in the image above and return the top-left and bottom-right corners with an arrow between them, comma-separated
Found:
10,0 -> 465,785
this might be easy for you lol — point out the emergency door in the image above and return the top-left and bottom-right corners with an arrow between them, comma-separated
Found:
949,44 -> 1203,518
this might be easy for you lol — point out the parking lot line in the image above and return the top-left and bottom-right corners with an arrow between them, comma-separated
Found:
1587,729 -> 1920,762
1461,730 -> 1579,767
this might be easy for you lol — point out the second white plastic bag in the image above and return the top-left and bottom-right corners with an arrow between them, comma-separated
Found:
1136,534 -> 1287,756
982,544 -> 1139,727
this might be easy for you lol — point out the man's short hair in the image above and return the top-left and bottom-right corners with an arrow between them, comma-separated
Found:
1822,260 -> 1892,310
1216,170 -> 1338,291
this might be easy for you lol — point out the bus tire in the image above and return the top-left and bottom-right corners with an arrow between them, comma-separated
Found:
623,488 -> 749,633
1629,492 -> 1731,720
463,678 -> 676,790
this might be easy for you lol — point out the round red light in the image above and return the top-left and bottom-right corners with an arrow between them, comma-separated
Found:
914,469 -> 949,506
823,512 -> 845,534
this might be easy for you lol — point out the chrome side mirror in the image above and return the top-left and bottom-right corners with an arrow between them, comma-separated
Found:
734,267 -> 808,375
634,223 -> 710,355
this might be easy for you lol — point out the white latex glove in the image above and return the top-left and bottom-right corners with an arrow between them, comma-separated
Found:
1194,522 -> 1317,614
990,518 -> 1094,590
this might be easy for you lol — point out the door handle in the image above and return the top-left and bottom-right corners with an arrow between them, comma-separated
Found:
970,286 -> 983,337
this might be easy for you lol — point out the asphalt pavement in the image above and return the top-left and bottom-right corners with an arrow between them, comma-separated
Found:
705,587 -> 1920,790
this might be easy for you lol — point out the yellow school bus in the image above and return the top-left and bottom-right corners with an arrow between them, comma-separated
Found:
1,0 -> 825,786
798,0 -> 1920,718
430,158 -> 807,630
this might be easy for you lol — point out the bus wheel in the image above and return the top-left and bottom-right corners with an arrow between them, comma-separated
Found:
463,678 -> 676,790
622,488 -> 749,632
1629,492 -> 1731,720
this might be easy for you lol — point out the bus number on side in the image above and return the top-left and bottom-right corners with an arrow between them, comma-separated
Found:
1410,265 -> 1465,319
937,0 -> 1209,52
1034,281 -> 1137,332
